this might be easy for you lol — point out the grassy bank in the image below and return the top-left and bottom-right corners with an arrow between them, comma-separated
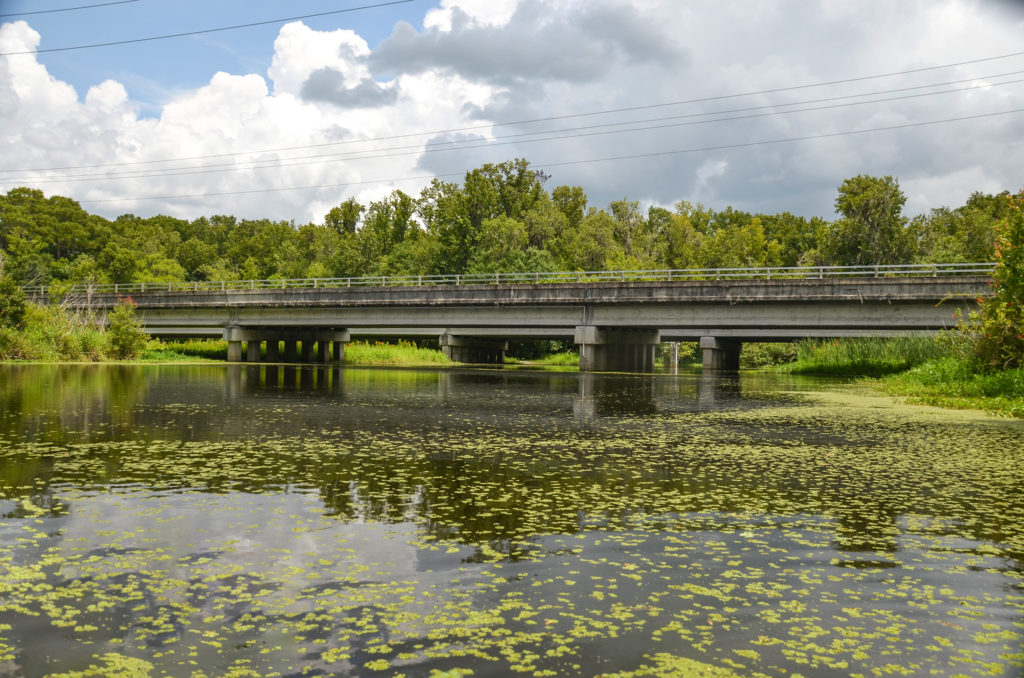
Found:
532,350 -> 579,366
0,305 -> 107,361
153,338 -> 452,366
0,309 -> 452,366
880,357 -> 1024,417
343,340 -> 452,366
776,336 -> 949,377
761,336 -> 1024,417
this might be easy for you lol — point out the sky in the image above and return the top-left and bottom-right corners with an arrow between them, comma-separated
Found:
1,0 -> 1023,225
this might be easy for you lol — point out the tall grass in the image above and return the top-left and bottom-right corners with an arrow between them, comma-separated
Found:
344,340 -> 452,366
883,357 -> 1024,417
149,339 -> 227,361
535,351 -> 580,366
780,336 -> 949,377
0,304 -> 106,361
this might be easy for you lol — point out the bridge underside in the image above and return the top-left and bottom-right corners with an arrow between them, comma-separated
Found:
78,276 -> 983,372
139,303 -> 966,372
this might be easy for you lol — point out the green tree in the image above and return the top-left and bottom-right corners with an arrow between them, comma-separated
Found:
551,185 -> 588,232
523,194 -> 568,250
361,190 -> 417,262
418,178 -> 473,273
0,275 -> 27,329
106,298 -> 149,359
609,199 -> 656,266
826,175 -> 913,265
467,216 -> 530,273
759,212 -> 829,267
553,209 -> 622,270
653,201 -> 712,269
913,191 -> 1005,264
957,190 -> 1024,369
325,198 -> 365,234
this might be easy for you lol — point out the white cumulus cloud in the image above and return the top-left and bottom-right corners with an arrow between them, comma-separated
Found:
0,0 -> 1022,225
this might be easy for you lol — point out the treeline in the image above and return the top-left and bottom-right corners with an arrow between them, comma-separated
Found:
0,159 -> 1015,290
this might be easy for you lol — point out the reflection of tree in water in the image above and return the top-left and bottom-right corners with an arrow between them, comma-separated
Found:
2,366 -> 1022,564
0,365 -> 150,444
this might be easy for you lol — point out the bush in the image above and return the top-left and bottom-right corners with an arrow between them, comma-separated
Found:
741,342 -> 797,368
0,276 -> 27,329
106,298 -> 148,360
955,189 -> 1024,370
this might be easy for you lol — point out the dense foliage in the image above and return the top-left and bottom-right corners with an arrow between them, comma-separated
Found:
0,161 -> 1011,293
105,298 -> 149,360
955,189 -> 1024,369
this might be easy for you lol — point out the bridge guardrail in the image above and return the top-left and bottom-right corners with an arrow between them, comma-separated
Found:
23,262 -> 997,297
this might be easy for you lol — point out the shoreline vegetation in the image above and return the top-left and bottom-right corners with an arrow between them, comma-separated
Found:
2,176 -> 1021,415
2,313 -> 1022,416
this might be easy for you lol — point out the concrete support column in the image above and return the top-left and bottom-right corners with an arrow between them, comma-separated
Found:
574,326 -> 660,373
332,341 -> 345,363
284,341 -> 298,363
439,332 -> 508,365
700,337 -> 742,370
246,340 -> 261,363
223,327 -> 349,365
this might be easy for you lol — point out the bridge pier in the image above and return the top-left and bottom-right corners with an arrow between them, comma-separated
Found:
266,340 -> 280,362
223,327 -> 350,364
284,340 -> 298,363
575,326 -> 660,372
439,332 -> 508,365
700,337 -> 742,370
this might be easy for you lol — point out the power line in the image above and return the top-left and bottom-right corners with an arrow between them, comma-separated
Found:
4,64 -> 1023,175
67,107 -> 1024,204
0,0 -> 419,55
0,0 -> 139,18
14,77 -> 1023,184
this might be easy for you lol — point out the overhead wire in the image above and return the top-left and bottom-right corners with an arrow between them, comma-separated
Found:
70,108 -> 1024,204
0,0 -> 420,55
0,0 -> 139,19
10,75 -> 1024,184
3,63 -> 1023,175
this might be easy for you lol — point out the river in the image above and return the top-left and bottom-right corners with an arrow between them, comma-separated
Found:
0,364 -> 1022,677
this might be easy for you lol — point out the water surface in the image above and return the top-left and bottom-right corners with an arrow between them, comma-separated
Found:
1,365 -> 1022,677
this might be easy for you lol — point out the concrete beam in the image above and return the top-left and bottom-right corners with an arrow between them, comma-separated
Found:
222,327 -> 350,343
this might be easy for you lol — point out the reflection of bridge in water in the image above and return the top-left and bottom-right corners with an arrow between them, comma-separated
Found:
3,364 -> 1002,564
223,365 -> 746,424
34,264 -> 992,372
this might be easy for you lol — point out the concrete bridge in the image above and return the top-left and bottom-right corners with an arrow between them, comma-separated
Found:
36,263 -> 992,371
